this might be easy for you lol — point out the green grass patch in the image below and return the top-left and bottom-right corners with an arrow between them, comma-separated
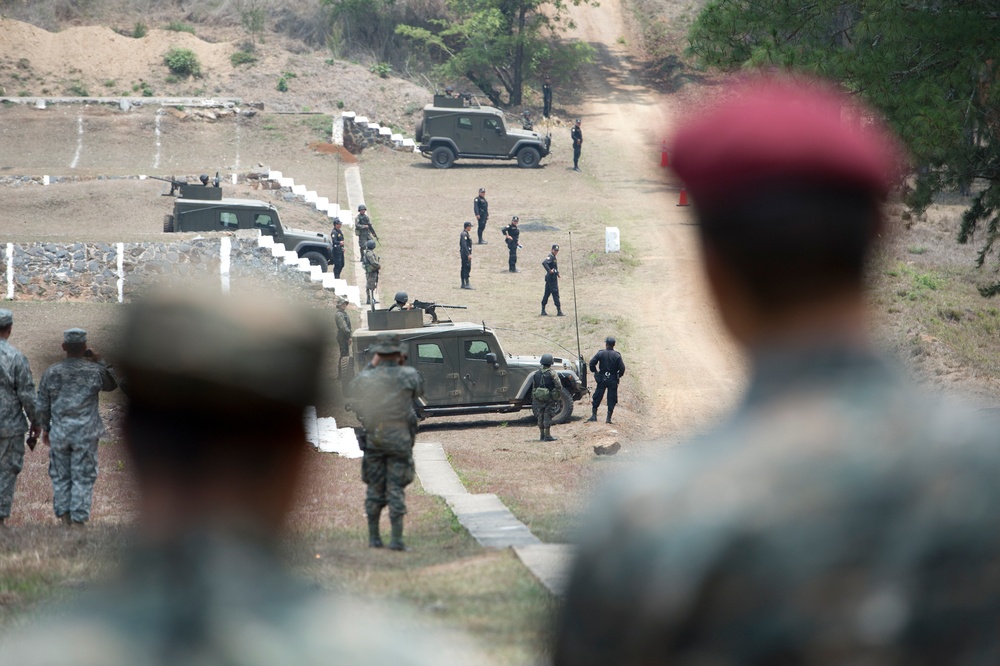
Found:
230,50 -> 258,67
165,21 -> 195,34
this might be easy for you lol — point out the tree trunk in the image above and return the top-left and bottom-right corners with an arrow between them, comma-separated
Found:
510,6 -> 527,106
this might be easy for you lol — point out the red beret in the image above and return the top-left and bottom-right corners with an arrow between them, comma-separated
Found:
671,77 -> 905,204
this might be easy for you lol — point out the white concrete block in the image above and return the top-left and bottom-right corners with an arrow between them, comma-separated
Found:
42,175 -> 50,185
258,235 -> 275,248
278,177 -> 294,188
377,126 -> 392,136
402,138 -> 415,147
35,99 -> 46,110
355,116 -> 369,124
391,133 -> 403,142
344,285 -> 362,305
307,265 -> 323,281
139,175 -> 147,180
268,170 -> 283,180
315,196 -> 329,210
231,173 -> 238,184
292,184 -> 307,196
605,226 -> 621,253
341,111 -> 356,119
304,191 -> 317,203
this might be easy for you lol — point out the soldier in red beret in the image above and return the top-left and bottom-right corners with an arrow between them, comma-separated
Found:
555,77 -> 1000,665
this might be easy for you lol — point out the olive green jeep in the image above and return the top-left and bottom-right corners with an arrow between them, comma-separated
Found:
160,177 -> 335,272
416,94 -> 552,169
351,309 -> 586,423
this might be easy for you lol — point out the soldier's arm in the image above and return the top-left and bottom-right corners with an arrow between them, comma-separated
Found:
588,353 -> 599,374
618,355 -> 626,378
35,372 -> 51,433
14,355 -> 37,424
98,361 -> 119,392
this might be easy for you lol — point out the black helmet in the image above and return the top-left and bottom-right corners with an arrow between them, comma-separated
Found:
540,353 -> 553,367
394,291 -> 408,304
333,217 -> 342,225
605,336 -> 616,346
551,244 -> 560,251
199,174 -> 209,185
366,239 -> 376,249
511,215 -> 519,222
358,204 -> 367,211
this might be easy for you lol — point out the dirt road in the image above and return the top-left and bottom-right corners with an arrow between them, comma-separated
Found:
565,0 -> 744,439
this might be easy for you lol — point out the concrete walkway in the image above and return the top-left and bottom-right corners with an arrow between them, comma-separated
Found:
413,441 -> 575,596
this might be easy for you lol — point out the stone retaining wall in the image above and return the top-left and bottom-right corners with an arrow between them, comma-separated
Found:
2,236 -> 346,305
341,112 -> 417,155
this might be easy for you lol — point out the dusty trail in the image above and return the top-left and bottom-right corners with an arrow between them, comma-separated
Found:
564,0 -> 744,439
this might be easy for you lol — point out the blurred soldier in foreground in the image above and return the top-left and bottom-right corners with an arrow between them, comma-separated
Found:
330,217 -> 346,279
0,309 -> 38,526
531,353 -> 560,442
335,296 -> 353,393
554,78 -> 1000,664
587,336 -> 625,424
363,239 -> 380,305
349,333 -> 423,551
2,291 -> 478,664
36,328 -> 117,526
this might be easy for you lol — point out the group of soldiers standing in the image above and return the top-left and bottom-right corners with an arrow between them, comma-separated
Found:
0,311 -> 118,526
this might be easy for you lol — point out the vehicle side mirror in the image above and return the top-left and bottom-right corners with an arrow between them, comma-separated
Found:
485,352 -> 498,367
495,127 -> 504,135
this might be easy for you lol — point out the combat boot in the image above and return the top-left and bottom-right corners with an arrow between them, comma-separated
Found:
388,515 -> 408,551
368,513 -> 383,548
58,513 -> 71,526
542,427 -> 558,442
586,408 -> 598,422
606,407 -> 615,424
556,309 -> 565,317
539,427 -> 546,441
540,306 -> 548,316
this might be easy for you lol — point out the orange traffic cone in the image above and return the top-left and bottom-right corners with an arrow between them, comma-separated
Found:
677,187 -> 689,206
660,140 -> 669,167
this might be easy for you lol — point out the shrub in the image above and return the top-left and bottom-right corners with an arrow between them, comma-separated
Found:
103,80 -> 116,88
276,77 -> 288,92
230,50 -> 258,66
66,82 -> 89,97
369,62 -> 392,78
336,100 -> 345,109
165,22 -> 195,34
164,48 -> 202,77
133,22 -> 147,38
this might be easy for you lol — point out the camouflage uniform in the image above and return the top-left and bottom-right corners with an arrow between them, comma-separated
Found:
36,331 -> 117,523
531,363 -> 560,441
0,531 -> 478,665
356,211 -> 375,252
554,347 -> 1000,664
363,247 -> 380,304
349,338 -> 423,549
0,317 -> 37,521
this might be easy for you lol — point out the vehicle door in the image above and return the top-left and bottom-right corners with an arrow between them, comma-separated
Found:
253,211 -> 278,240
455,115 -> 475,152
458,336 -> 509,404
411,337 -> 461,406
480,116 -> 505,155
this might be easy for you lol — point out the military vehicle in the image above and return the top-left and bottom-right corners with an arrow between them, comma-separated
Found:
351,309 -> 586,423
158,175 -> 336,272
415,94 -> 552,169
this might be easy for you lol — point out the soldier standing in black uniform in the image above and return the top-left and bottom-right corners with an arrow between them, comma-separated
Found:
501,216 -> 522,272
331,218 -> 346,279
587,336 -> 626,423
571,119 -> 583,172
541,244 -> 563,316
460,221 -> 474,290
356,204 -> 376,254
542,77 -> 553,118
473,188 -> 489,244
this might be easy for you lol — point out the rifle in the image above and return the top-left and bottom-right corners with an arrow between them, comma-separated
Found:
412,300 -> 467,323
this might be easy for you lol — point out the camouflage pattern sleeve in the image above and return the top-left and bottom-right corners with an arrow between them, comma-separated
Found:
0,342 -> 36,435
98,361 -> 118,392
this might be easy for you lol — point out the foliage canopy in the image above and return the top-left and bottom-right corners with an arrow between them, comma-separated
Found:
396,0 -> 594,106
688,0 -> 1000,295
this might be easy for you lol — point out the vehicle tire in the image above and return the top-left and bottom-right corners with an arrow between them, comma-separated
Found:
302,251 -> 329,272
516,146 -> 541,168
552,387 -> 574,424
415,119 -> 424,144
163,214 -> 175,232
432,146 -> 456,169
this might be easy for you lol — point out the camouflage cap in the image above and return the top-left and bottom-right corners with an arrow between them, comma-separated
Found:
118,289 -> 328,411
0,309 -> 12,327
336,296 -> 349,308
63,328 -> 87,344
369,333 -> 404,355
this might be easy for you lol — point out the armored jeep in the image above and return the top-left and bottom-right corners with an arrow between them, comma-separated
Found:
416,94 -> 552,169
160,179 -> 335,272
351,309 -> 586,423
